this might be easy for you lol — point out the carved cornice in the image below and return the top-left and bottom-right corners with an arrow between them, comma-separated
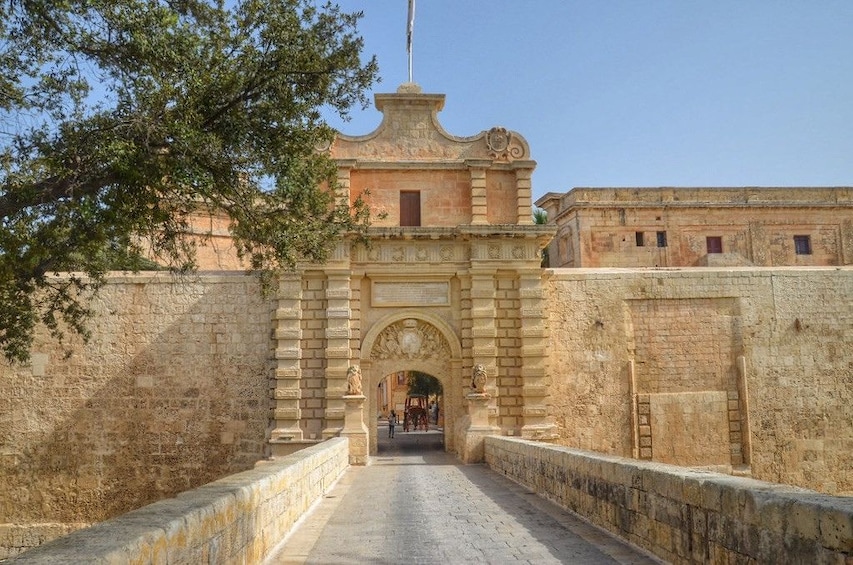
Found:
347,225 -> 555,264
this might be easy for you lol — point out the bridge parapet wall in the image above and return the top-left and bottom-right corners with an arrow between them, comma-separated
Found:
485,436 -> 852,564
8,438 -> 349,564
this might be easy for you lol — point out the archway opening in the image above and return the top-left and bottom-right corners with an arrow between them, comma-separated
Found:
376,370 -> 444,454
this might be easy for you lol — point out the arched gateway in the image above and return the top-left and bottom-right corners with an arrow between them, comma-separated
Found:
268,84 -> 555,462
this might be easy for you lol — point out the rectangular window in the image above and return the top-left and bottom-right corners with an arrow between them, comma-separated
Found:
400,191 -> 421,226
794,235 -> 812,255
635,231 -> 644,246
706,236 -> 723,254
656,231 -> 667,248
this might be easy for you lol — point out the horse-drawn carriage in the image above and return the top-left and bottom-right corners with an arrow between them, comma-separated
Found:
403,394 -> 429,432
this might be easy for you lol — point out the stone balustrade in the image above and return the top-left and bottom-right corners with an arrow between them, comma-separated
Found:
8,438 -> 349,563
485,436 -> 852,564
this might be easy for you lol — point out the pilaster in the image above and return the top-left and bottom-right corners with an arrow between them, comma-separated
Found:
335,160 -> 356,209
518,269 -> 557,440
270,272 -> 305,452
514,163 -> 535,225
466,159 -> 491,225
469,269 -> 499,423
322,269 -> 353,439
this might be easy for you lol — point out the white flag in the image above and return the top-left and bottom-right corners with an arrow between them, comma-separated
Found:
407,0 -> 415,56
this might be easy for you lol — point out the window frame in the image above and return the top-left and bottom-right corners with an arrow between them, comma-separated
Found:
399,190 -> 421,227
706,236 -> 723,254
793,235 -> 812,255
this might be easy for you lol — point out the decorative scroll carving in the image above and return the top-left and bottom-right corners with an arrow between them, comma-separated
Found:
371,319 -> 451,361
486,127 -> 526,161
331,91 -> 531,163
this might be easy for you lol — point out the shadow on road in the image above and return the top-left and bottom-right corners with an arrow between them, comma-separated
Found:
375,421 -> 444,456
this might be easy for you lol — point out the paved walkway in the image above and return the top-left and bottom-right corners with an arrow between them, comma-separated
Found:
266,425 -> 661,565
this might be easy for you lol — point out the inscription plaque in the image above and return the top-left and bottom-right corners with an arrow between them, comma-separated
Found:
373,281 -> 450,306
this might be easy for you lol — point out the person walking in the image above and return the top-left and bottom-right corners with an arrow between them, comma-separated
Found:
388,410 -> 397,438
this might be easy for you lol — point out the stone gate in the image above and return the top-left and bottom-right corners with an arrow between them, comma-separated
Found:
267,84 -> 555,461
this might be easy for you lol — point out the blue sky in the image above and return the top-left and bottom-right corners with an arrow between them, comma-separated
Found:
323,1 -> 853,201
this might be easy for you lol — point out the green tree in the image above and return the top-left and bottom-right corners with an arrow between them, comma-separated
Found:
532,206 -> 549,267
0,0 -> 379,363
407,371 -> 442,399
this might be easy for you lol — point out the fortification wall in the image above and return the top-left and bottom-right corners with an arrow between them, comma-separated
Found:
0,273 -> 274,553
1,266 -> 850,556
544,267 -> 853,495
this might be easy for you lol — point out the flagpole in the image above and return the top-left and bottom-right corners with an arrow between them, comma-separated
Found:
407,0 -> 415,83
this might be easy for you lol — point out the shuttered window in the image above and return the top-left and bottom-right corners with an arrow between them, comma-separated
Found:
706,236 -> 723,254
400,191 -> 421,226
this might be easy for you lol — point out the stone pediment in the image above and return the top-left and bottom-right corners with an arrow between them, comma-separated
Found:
330,83 -> 530,165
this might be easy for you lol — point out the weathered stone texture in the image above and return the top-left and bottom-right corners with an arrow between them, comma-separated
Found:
485,436 -> 853,565
0,274 -> 273,534
546,267 -> 853,494
537,187 -> 853,268
7,438 -> 348,563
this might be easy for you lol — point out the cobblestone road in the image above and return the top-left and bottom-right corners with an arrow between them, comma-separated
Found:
267,426 -> 661,565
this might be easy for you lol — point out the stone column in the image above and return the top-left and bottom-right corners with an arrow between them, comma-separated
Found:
513,162 -> 535,225
518,268 -> 558,440
467,159 -> 491,225
322,265 -> 353,439
270,273 -> 305,456
341,395 -> 368,465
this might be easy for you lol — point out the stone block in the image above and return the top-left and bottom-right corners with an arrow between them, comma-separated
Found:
818,500 -> 853,552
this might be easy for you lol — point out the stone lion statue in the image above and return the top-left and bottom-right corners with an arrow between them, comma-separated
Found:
471,364 -> 487,393
346,365 -> 363,396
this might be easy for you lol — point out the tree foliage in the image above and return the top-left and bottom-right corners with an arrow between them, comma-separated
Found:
532,206 -> 549,267
407,371 -> 442,399
0,0 -> 378,363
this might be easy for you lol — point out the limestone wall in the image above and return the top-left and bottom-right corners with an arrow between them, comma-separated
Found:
0,273 -> 274,550
537,187 -> 853,268
2,265 -> 850,557
544,267 -> 853,495
485,437 -> 852,564
7,438 -> 349,563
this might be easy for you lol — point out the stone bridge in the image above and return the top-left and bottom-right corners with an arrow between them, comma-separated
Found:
10,428 -> 850,564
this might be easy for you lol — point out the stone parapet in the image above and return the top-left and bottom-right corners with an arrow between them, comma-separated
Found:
7,439 -> 349,563
485,436 -> 853,564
